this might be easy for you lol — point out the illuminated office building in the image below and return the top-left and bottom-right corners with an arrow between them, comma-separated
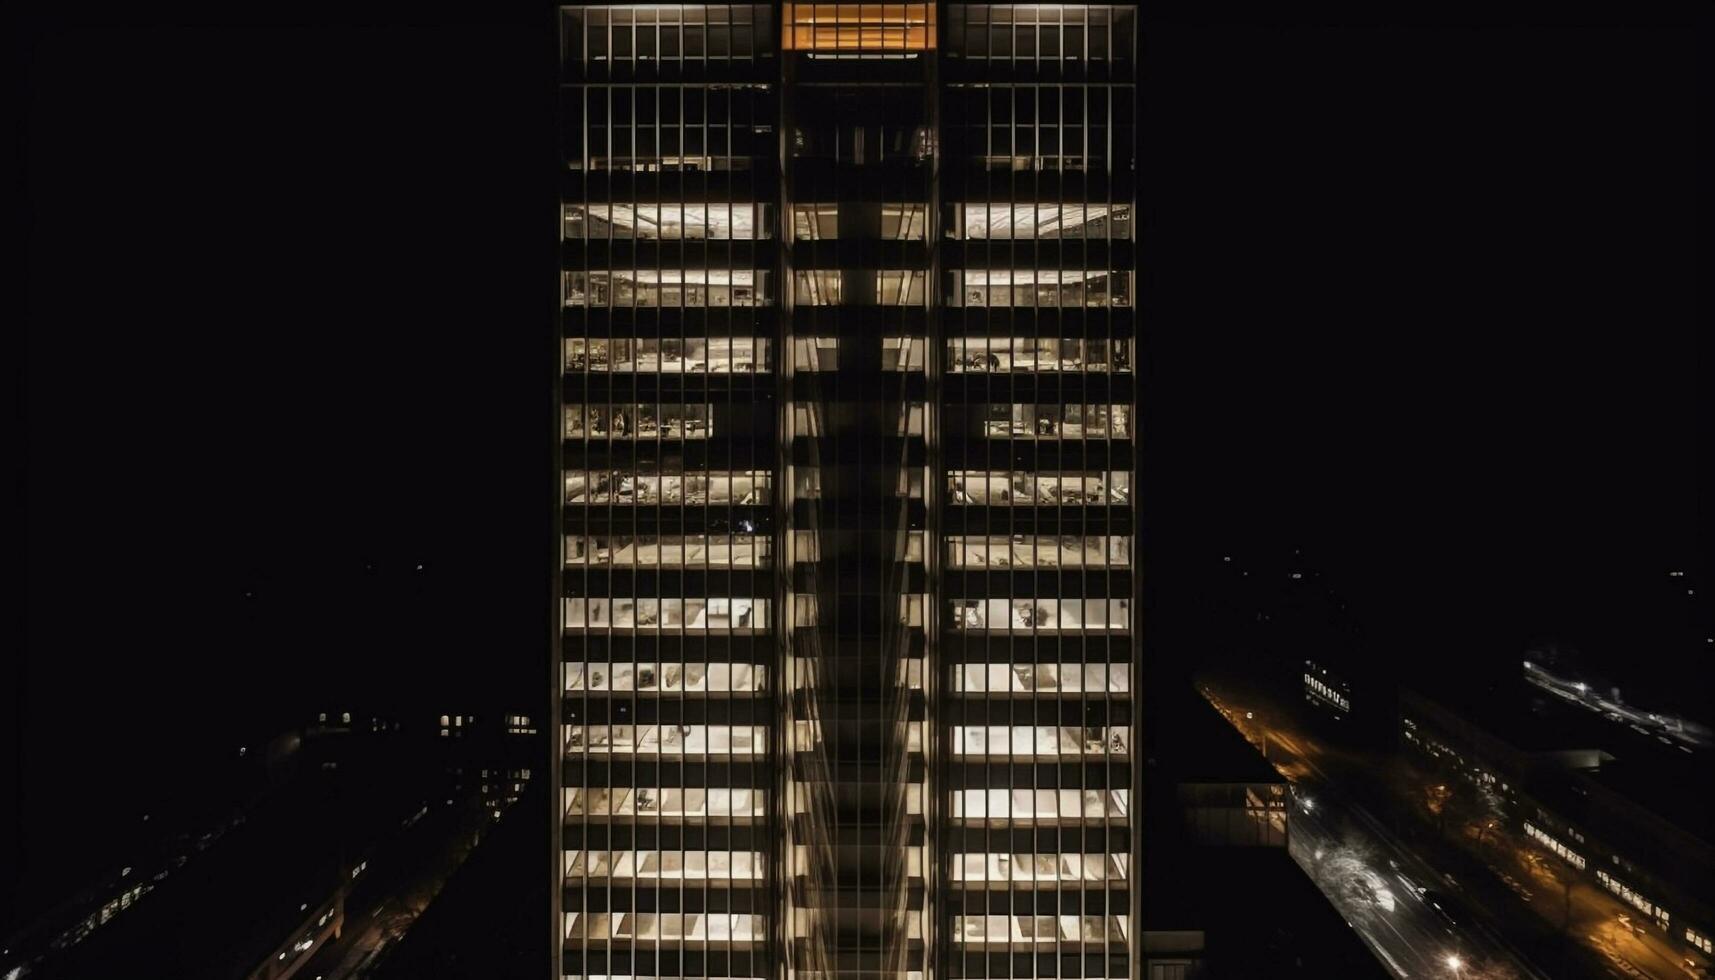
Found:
556,6 -> 1138,979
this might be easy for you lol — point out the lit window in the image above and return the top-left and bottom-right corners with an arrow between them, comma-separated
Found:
793,338 -> 839,372
782,4 -> 936,52
952,914 -> 1129,946
953,662 -> 1131,694
565,337 -> 771,375
563,203 -> 769,241
951,852 -> 1129,884
565,850 -> 767,883
881,337 -> 927,372
566,533 -> 773,568
950,269 -> 1132,308
953,786 -> 1125,823
563,469 -> 773,506
949,597 -> 1132,633
979,404 -> 1131,440
951,725 -> 1131,758
793,270 -> 842,306
565,662 -> 767,695
563,598 -> 772,632
564,269 -> 770,308
565,911 -> 766,946
1524,822 -> 1587,870
946,535 -> 1132,569
563,724 -> 770,758
947,470 -> 1130,506
953,203 -> 1133,241
948,337 -> 1134,374
881,203 -> 929,240
565,403 -> 714,440
792,204 -> 839,240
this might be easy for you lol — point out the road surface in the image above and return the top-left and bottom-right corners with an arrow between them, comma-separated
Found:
1202,682 -> 1548,980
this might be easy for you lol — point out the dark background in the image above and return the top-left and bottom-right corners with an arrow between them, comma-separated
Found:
13,0 -> 1710,937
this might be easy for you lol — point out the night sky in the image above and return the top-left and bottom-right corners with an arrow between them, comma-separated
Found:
14,0 -> 1710,935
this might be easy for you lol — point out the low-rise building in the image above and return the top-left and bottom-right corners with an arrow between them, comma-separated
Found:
1401,682 -> 1715,966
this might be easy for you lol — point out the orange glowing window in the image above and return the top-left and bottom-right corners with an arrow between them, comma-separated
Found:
782,4 -> 937,52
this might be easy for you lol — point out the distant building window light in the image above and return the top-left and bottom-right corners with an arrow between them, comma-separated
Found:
1597,869 -> 1663,925
1524,822 -> 1586,870
1303,673 -> 1350,712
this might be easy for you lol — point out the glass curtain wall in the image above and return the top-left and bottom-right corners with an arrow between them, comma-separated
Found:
556,7 -> 1138,980
938,6 -> 1139,980
558,8 -> 782,980
782,7 -> 936,980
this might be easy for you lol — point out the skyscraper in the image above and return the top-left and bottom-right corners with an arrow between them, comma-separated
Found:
556,7 -> 1137,979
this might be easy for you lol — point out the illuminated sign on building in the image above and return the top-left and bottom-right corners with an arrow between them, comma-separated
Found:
1303,661 -> 1350,713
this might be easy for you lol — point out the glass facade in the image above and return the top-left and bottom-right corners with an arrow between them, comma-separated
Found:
557,6 -> 1136,979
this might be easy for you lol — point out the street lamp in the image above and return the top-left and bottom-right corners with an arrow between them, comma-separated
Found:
1445,954 -> 1464,977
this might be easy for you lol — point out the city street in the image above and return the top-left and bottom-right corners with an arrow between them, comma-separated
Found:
1198,673 -> 1712,980
295,796 -> 489,980
1198,681 -> 1541,980
1287,785 -> 1530,980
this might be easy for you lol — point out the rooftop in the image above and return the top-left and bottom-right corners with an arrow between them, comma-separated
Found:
1148,684 -> 1285,787
1405,679 -> 1715,851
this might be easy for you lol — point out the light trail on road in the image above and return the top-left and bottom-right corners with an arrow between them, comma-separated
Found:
1523,660 -> 1711,753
